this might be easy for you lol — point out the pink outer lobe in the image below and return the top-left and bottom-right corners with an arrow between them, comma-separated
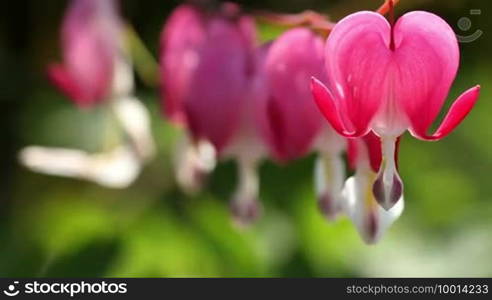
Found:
409,85 -> 480,140
312,12 -> 391,138
160,5 -> 205,123
182,15 -> 257,154
47,64 -> 84,105
312,11 -> 479,140
160,4 -> 258,154
48,0 -> 120,108
262,28 -> 324,162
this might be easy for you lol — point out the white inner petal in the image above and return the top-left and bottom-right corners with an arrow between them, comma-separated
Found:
345,173 -> 404,244
372,67 -> 408,137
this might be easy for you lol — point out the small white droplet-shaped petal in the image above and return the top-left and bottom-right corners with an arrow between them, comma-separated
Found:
19,145 -> 140,188
173,136 -> 217,194
230,157 -> 262,226
313,127 -> 346,220
110,51 -> 135,99
19,146 -> 94,178
344,174 -> 404,244
86,145 -> 141,188
113,96 -> 156,160
314,152 -> 345,220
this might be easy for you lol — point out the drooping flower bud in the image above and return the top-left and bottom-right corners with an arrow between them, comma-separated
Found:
259,28 -> 346,219
48,0 -> 123,108
161,3 -> 267,224
160,3 -> 257,154
261,28 -> 325,162
22,0 -> 155,188
223,42 -> 270,225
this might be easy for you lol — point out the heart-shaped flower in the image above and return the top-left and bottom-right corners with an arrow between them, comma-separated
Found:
160,3 -> 257,154
311,9 -> 480,209
262,28 -> 325,162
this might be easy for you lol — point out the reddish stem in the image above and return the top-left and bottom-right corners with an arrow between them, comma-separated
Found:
389,0 -> 396,51
376,0 -> 400,15
255,10 -> 336,34
257,0 -> 400,37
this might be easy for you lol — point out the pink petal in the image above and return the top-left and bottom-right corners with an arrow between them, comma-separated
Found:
50,0 -> 119,107
363,132 -> 383,173
346,138 -> 358,171
184,17 -> 255,153
263,28 -> 324,161
311,77 -> 370,137
160,4 -> 205,124
47,64 -> 88,108
321,12 -> 392,137
311,77 -> 349,136
318,10 -> 479,141
392,11 -> 462,137
64,32 -> 114,102
409,85 -> 480,141
346,132 -> 383,173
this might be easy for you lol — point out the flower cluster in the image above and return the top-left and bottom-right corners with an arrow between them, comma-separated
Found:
20,0 -> 155,188
21,0 -> 480,244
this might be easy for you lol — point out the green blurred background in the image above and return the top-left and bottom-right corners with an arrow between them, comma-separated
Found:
1,0 -> 491,277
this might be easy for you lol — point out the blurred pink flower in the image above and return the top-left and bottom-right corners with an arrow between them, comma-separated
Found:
224,43 -> 270,224
258,28 -> 346,219
160,3 -> 257,154
261,28 -> 325,162
159,4 -> 205,124
161,3 -> 267,224
311,10 -> 480,209
47,0 -> 122,108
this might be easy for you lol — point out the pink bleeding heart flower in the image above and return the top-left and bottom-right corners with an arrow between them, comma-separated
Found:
160,3 -> 257,154
159,4 -> 205,124
344,132 -> 403,244
311,7 -> 480,210
261,28 -> 325,162
47,0 -> 122,109
224,43 -> 271,225
161,3 -> 268,225
258,28 -> 346,220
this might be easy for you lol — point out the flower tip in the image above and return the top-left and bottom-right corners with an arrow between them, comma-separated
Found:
317,193 -> 341,221
469,85 -> 481,104
309,76 -> 319,92
46,63 -> 97,109
373,173 -> 403,211
360,212 -> 380,245
178,167 -> 208,195
412,84 -> 481,141
345,175 -> 404,244
310,77 -> 349,137
230,198 -> 262,227
472,84 -> 481,94
466,85 -> 481,100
